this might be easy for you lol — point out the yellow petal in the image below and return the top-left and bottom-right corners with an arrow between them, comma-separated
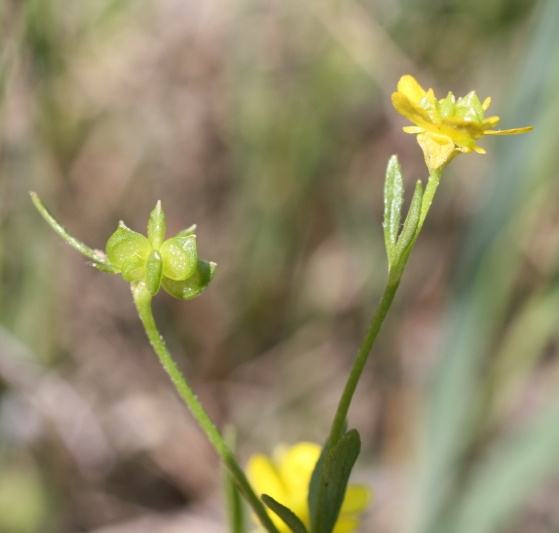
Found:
247,454 -> 287,503
482,116 -> 500,129
403,126 -> 424,133
472,145 -> 486,154
440,117 -> 484,142
482,96 -> 491,111
484,126 -> 533,135
392,92 -> 436,132
278,442 -> 320,494
341,484 -> 372,513
417,132 -> 456,171
333,517 -> 360,533
396,75 -> 426,104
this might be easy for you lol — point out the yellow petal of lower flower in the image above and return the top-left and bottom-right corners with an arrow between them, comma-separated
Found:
341,485 -> 372,513
278,442 -> 320,495
484,126 -> 534,135
417,132 -> 456,171
332,517 -> 360,533
472,145 -> 486,154
247,454 -> 287,503
392,93 -> 436,132
396,75 -> 427,104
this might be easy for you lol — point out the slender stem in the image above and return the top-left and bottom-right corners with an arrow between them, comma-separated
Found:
131,281 -> 277,533
418,169 -> 442,231
328,273 -> 401,446
328,168 -> 442,447
223,428 -> 245,533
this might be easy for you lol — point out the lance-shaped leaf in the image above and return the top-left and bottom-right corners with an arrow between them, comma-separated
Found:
31,192 -> 116,269
261,494 -> 308,533
161,259 -> 216,299
311,429 -> 361,533
383,155 -> 404,265
392,180 -> 423,267
308,441 -> 328,529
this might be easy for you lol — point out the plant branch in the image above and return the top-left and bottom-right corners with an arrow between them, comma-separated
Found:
131,281 -> 277,533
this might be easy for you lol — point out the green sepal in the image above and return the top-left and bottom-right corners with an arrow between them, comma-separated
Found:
105,222 -> 151,268
439,92 -> 456,119
311,429 -> 361,533
121,255 -> 146,282
261,494 -> 308,533
145,250 -> 163,295
383,155 -> 404,267
455,91 -> 484,124
147,200 -> 166,250
175,224 -> 197,237
160,235 -> 198,281
393,180 -> 423,266
89,262 -> 120,274
161,259 -> 216,299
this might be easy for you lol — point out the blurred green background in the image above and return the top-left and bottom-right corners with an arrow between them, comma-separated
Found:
2,0 -> 559,531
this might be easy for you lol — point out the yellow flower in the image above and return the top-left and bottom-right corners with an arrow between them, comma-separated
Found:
247,442 -> 371,533
392,75 -> 533,170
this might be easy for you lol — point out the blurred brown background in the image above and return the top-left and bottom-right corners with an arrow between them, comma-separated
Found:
2,0 -> 559,532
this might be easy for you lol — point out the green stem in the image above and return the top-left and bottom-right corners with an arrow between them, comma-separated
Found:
131,281 -> 277,533
223,428 -> 245,533
328,273 -> 401,446
418,169 -> 442,231
328,167 -> 442,447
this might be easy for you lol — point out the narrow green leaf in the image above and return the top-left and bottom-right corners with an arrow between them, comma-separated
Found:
309,424 -> 348,531
261,494 -> 308,533
308,440 -> 329,529
161,259 -> 216,299
89,262 -> 120,274
393,180 -> 423,265
383,155 -> 404,263
30,192 -> 114,267
312,429 -> 361,533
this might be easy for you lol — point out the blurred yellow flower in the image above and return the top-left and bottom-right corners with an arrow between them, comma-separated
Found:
247,442 -> 371,533
392,75 -> 533,170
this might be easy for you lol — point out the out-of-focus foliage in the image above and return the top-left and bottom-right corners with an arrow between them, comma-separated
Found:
2,0 -> 559,532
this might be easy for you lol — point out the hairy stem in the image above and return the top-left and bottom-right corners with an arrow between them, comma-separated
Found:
132,281 -> 278,533
328,273 -> 400,446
